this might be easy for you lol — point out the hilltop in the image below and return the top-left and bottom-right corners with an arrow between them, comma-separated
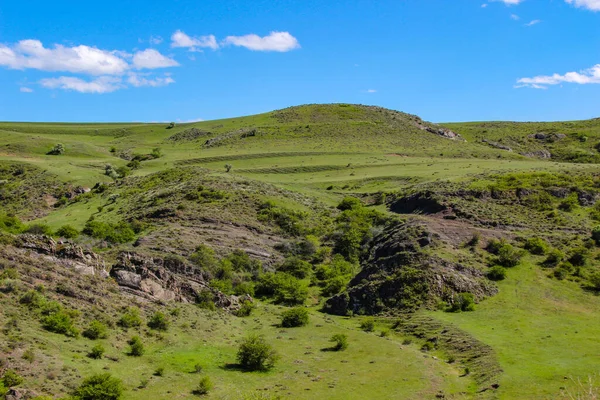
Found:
1,104 -> 600,399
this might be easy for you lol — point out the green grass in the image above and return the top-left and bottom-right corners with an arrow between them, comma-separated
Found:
430,256 -> 600,399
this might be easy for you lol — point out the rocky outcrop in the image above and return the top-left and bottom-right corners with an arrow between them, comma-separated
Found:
203,128 -> 257,148
110,251 -> 250,310
415,122 -> 464,141
16,234 -> 106,277
167,128 -> 211,142
324,222 -> 496,315
482,138 -> 512,152
521,150 -> 552,159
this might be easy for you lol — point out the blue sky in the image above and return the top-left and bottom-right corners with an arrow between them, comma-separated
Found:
1,0 -> 599,123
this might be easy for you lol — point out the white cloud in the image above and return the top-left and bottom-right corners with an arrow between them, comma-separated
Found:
171,30 -> 218,51
525,19 -> 541,26
517,64 -> 600,88
492,0 -> 524,5
511,14 -> 520,20
177,117 -> 204,123
565,0 -> 600,11
222,31 -> 300,52
481,3 -> 489,7
149,36 -> 163,45
366,89 -> 377,93
40,76 -> 124,93
20,87 -> 33,93
127,72 -> 175,87
132,49 -> 179,69
0,40 -> 129,75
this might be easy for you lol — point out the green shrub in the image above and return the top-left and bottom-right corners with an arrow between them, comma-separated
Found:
82,220 -> 135,244
360,318 -> 375,332
524,237 -> 548,255
337,197 -> 363,211
26,223 -> 53,236
72,373 -> 123,400
88,344 -> 105,359
193,363 -> 203,374
147,311 -> 169,331
258,202 -> 306,236
558,195 -> 579,212
236,334 -> 279,371
226,250 -> 262,273
255,272 -> 308,305
83,320 -> 108,340
0,213 -> 24,234
485,239 -> 505,255
592,226 -> 600,245
277,257 -> 312,279
118,307 -> 142,329
447,292 -> 476,312
329,334 -> 348,351
193,376 -> 213,396
190,244 -> 218,271
543,248 -> 564,267
42,311 -> 80,337
568,247 -> 589,267
195,289 -> 216,310
56,225 -> 79,239
588,271 -> 600,290
280,307 -> 309,327
154,367 -> 165,377
234,281 -> 255,296
2,369 -> 24,387
496,244 -> 525,268
320,275 -> 349,297
19,290 -> 46,308
234,301 -> 255,317
487,266 -> 507,281
47,143 -> 65,155
128,336 -> 144,356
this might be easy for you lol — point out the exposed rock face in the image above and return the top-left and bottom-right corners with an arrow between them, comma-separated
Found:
521,150 -> 552,159
16,234 -> 106,277
167,128 -> 211,142
482,138 -> 512,152
415,122 -> 464,141
324,222 -> 497,315
110,252 -> 249,310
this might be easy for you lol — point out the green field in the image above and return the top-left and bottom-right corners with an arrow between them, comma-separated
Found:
2,104 -> 600,399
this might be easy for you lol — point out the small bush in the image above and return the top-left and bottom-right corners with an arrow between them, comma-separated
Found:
88,344 -> 105,359
447,292 -> 475,312
193,376 -> 213,396
568,247 -> 589,267
255,272 -> 308,306
234,301 -> 255,317
329,334 -> 348,351
237,334 -> 279,371
47,143 -> 65,155
280,307 -> 309,328
496,244 -> 525,268
277,257 -> 312,279
83,320 -> 108,340
193,363 -> 203,374
56,225 -> 79,239
487,266 -> 507,281
72,373 -> 123,400
118,307 -> 142,329
195,289 -> 216,310
148,312 -> 169,331
42,311 -> 80,337
592,226 -> 600,244
543,248 -> 564,267
2,369 -> 24,387
190,244 -> 218,271
19,290 -> 46,308
524,237 -> 548,255
154,367 -> 165,377
128,336 -> 144,356
558,195 -> 579,212
360,318 -> 375,332
26,223 -> 53,236
337,197 -> 363,211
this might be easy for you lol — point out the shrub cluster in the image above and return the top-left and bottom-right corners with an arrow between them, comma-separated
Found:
280,307 -> 309,327
82,220 -> 135,243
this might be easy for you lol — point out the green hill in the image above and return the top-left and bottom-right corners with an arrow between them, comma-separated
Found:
1,104 -> 600,399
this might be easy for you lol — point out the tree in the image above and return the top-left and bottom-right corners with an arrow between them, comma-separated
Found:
56,224 -> 79,239
83,320 -> 108,340
48,143 -> 65,155
118,307 -> 142,329
236,334 -> 279,371
127,336 -> 144,356
72,373 -> 123,400
147,311 -> 169,331
88,344 -> 105,359
329,334 -> 348,351
280,307 -> 309,327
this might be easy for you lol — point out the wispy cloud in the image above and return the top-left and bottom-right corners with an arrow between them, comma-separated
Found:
171,30 -> 218,51
525,19 -> 541,26
222,32 -> 300,52
132,49 -> 179,69
366,89 -> 377,93
40,76 -> 124,94
149,36 -> 163,45
20,87 -> 33,93
565,0 -> 600,11
127,72 -> 175,87
517,64 -> 600,89
510,14 -> 520,20
492,0 -> 524,5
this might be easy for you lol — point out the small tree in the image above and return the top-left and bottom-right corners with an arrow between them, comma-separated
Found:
151,148 -> 162,159
83,320 -> 108,340
88,344 -> 105,359
128,336 -> 144,356
48,143 -> 65,155
148,311 -> 169,331
237,334 -> 279,371
193,376 -> 213,396
1,369 -> 24,387
329,334 -> 348,351
360,318 -> 375,332
72,373 -> 123,400
487,266 -> 507,281
56,225 -> 79,239
280,307 -> 309,328
118,307 -> 142,329
225,164 -> 232,173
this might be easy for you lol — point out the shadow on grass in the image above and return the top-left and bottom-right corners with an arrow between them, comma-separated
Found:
320,347 -> 342,352
219,363 -> 272,373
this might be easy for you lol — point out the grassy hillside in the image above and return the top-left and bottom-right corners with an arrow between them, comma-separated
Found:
2,104 -> 600,399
